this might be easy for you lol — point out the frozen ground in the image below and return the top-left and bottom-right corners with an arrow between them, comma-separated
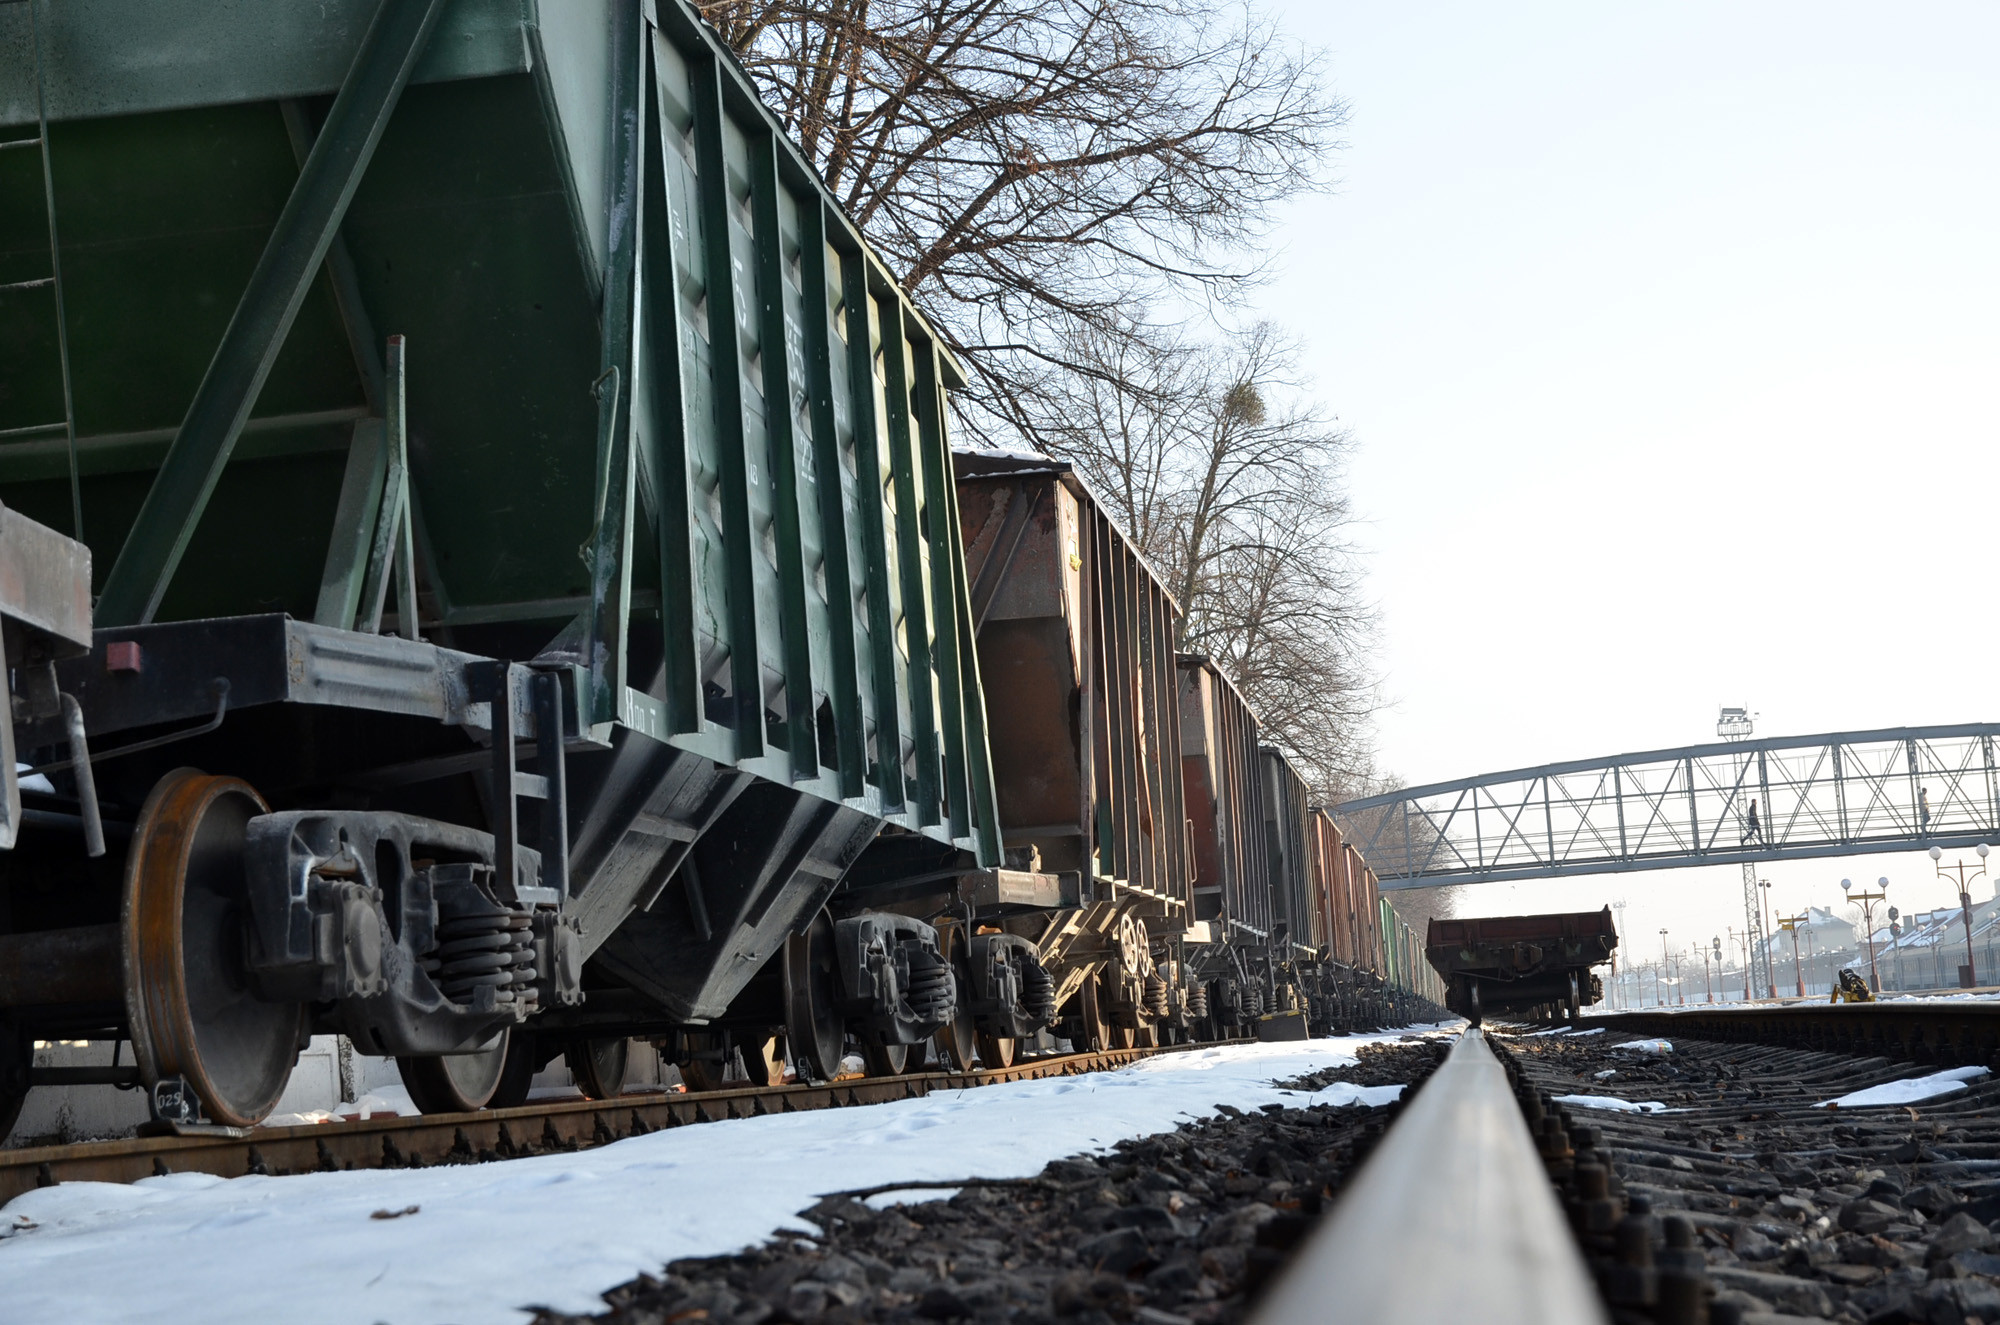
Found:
0,1026 -> 1456,1325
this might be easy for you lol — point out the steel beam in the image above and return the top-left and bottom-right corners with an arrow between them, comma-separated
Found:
94,0 -> 446,627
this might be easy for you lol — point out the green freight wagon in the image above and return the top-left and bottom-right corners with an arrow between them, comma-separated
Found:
0,0 -> 1001,1129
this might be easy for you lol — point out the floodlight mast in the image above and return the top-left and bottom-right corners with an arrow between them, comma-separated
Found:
1719,706 -> 1768,999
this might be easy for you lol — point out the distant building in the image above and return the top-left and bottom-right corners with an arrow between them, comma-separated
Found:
1757,905 -> 1854,967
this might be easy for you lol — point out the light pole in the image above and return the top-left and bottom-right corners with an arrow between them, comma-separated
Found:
1711,936 -> 1723,1003
1673,951 -> 1684,1005
1699,942 -> 1714,1002
1659,929 -> 1670,1006
1928,843 -> 1989,989
1759,878 -> 1777,998
1842,877 -> 1888,993
1885,908 -> 1901,990
1729,927 -> 1750,1001
1611,900 -> 1627,1008
1778,913 -> 1806,997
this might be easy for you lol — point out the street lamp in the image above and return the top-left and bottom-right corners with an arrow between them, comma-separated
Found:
1928,843 -> 1989,988
1659,928 -> 1670,1007
1842,877 -> 1889,993
1777,913 -> 1807,997
1759,878 -> 1777,998
1887,908 -> 1902,991
1611,900 -> 1628,1008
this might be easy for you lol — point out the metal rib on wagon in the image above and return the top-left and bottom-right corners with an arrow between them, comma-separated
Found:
0,0 -> 1000,1130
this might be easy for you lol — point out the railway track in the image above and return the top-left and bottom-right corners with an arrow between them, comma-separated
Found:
0,1039 -> 1251,1208
1251,1004 -> 2000,1324
1590,1003 -> 2000,1069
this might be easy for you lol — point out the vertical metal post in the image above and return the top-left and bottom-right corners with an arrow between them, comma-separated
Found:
1613,764 -> 1628,861
749,134 -> 819,781
798,205 -> 864,796
881,303 -> 941,823
356,336 -> 412,635
532,671 -> 571,897
689,55 -> 763,756
482,662 -> 522,902
584,0 -> 647,725
28,0 -> 81,542
94,0 -> 447,626
633,27 -> 699,735
842,261 -> 900,808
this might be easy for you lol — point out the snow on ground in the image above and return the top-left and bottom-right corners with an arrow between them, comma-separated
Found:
1551,1094 -> 1678,1114
1614,1038 -> 1673,1055
1518,1027 -> 1604,1038
0,1027 -> 1456,1325
1815,1065 -> 1992,1110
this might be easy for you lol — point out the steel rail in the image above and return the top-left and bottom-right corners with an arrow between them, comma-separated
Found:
1253,1029 -> 1609,1325
1583,1002 -> 2000,1066
0,1039 -> 1239,1207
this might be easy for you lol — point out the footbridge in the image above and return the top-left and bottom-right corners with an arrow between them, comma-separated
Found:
1334,724 -> 2000,890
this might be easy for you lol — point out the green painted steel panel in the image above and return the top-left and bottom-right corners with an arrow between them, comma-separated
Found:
0,0 -> 1000,863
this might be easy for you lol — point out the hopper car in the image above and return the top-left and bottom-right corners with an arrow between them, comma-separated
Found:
1425,908 -> 1619,1024
0,0 -> 1434,1139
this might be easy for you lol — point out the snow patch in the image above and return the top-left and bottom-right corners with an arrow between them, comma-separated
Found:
1306,1082 -> 1406,1109
1815,1066 -> 1991,1109
1615,1038 -> 1673,1054
0,1032 -> 1435,1325
1552,1094 -> 1678,1114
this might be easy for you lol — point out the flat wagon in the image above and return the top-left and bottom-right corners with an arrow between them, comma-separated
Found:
0,0 -> 1007,1128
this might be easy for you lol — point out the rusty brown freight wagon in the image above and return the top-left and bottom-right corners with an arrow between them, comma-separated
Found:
919,449 -> 1190,1056
1426,908 -> 1619,1024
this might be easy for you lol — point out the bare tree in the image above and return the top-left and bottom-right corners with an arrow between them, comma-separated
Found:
1031,322 -> 1377,794
696,0 -> 1345,443
696,0 -> 1388,801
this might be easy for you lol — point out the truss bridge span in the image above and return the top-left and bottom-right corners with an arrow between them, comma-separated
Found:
1335,723 -> 2000,889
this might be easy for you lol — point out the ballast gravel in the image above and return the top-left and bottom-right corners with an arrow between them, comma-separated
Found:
1506,1027 -> 2000,1325
531,1039 -> 1447,1325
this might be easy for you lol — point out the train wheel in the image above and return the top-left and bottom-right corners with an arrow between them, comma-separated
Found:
0,1021 -> 26,1140
123,769 -> 305,1128
567,1036 -> 630,1101
1074,978 -> 1107,1052
861,1038 -> 908,1077
783,913 -> 845,1083
975,1033 -> 1015,1068
398,1028 -> 515,1113
933,948 -> 978,1071
679,1031 -> 729,1092
488,1032 -> 540,1109
1103,974 -> 1136,1050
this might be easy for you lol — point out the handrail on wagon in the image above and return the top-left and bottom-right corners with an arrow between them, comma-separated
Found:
1253,1030 -> 1608,1325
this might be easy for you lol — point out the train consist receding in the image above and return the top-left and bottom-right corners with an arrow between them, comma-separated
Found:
0,0 -> 1439,1138
1424,909 -> 1619,1024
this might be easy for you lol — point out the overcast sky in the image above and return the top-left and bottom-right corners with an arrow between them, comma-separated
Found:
1258,2 -> 2000,965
